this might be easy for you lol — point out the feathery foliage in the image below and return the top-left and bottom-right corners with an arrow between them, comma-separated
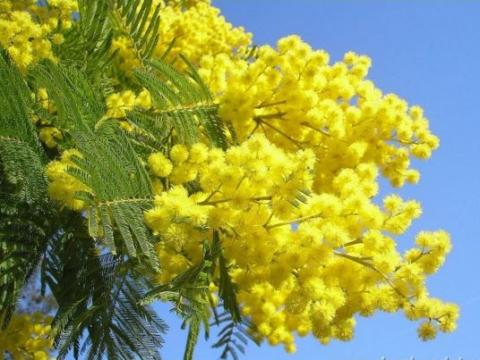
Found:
211,312 -> 259,360
134,57 -> 227,148
42,221 -> 166,360
111,0 -> 161,60
1,0 -> 181,356
0,52 -> 52,328
142,243 -> 214,360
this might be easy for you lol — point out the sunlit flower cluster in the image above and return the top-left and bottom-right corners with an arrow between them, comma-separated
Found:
0,0 -> 77,71
199,35 -> 438,188
45,149 -> 91,211
105,88 -> 153,131
142,134 -> 457,350
33,87 -> 65,149
105,89 -> 153,119
111,36 -> 142,74
153,0 -> 251,69
145,135 -> 315,284
0,312 -> 52,360
111,0 -> 251,73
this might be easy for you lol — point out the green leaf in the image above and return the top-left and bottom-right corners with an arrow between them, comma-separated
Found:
31,62 -> 157,263
183,317 -> 200,360
214,231 -> 241,323
111,0 -> 161,60
44,227 -> 167,360
0,51 -> 54,327
134,58 -> 227,148
142,241 -> 225,360
0,137 -> 47,203
30,61 -> 105,133
60,0 -> 115,77
211,312 -> 260,360
70,127 -> 157,263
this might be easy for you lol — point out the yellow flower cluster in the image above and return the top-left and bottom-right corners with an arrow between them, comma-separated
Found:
106,89 -> 152,118
45,149 -> 91,211
33,88 -> 63,149
153,0 -> 251,69
0,312 -> 52,360
144,135 -> 457,350
145,135 -> 315,283
32,88 -> 64,149
36,88 -> 55,113
0,0 -> 77,71
39,126 -> 63,149
199,35 -> 438,188
111,0 -> 251,73
111,36 -> 142,74
105,89 -> 152,131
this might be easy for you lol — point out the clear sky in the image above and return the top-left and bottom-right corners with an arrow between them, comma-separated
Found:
156,1 -> 480,360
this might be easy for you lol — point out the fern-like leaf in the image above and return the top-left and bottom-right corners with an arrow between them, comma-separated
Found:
43,224 -> 167,360
32,63 -> 157,263
72,127 -> 156,262
142,243 -> 218,360
60,0 -> 115,77
211,312 -> 260,360
110,0 -> 161,60
134,58 -> 227,148
31,61 -> 106,133
0,51 -> 55,327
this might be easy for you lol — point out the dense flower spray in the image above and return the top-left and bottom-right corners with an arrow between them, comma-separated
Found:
1,0 -> 458,356
0,313 -> 52,359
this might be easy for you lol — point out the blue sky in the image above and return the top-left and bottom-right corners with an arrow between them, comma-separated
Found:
156,1 -> 480,360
